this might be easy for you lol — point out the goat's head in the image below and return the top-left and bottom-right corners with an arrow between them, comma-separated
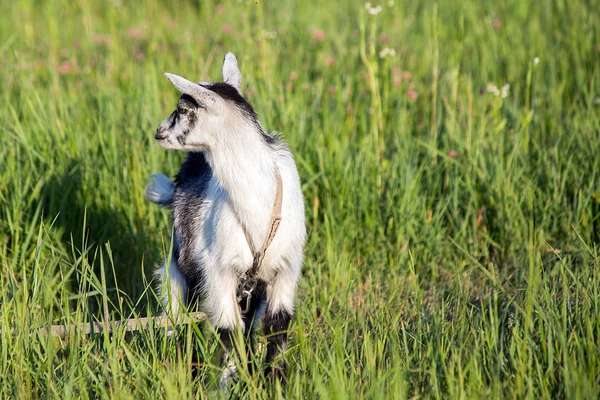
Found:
155,52 -> 252,151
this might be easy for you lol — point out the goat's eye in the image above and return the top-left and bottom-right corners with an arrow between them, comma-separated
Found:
178,107 -> 187,115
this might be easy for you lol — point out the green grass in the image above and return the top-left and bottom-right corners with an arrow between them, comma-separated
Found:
1,0 -> 599,398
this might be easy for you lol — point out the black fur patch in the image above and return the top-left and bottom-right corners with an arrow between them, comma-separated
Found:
168,111 -> 177,129
179,93 -> 201,109
204,83 -> 255,115
263,309 -> 292,363
262,132 -> 277,145
217,327 -> 235,354
174,152 -> 211,187
172,152 -> 212,297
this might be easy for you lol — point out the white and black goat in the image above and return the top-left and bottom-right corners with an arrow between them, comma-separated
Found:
146,53 -> 306,384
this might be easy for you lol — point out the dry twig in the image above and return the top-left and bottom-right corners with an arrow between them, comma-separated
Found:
13,312 -> 207,339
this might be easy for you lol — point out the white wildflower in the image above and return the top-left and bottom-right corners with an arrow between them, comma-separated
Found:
533,57 -> 539,65
501,83 -> 510,98
365,2 -> 382,15
379,47 -> 396,58
486,83 -> 500,96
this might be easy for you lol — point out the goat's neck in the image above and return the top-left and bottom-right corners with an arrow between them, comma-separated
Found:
206,121 -> 277,248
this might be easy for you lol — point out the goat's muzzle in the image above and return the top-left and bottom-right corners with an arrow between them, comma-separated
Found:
155,130 -> 167,141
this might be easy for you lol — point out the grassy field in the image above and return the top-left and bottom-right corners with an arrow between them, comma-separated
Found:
1,0 -> 599,398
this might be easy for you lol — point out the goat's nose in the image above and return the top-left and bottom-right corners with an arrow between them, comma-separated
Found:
155,130 -> 166,140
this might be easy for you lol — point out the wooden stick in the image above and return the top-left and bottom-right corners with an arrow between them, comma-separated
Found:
28,312 -> 206,339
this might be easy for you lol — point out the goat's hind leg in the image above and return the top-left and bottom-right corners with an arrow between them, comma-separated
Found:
263,274 -> 296,380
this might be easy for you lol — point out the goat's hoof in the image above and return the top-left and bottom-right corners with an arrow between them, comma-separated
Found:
218,361 -> 238,392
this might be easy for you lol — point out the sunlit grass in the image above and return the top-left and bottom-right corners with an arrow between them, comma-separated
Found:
1,0 -> 599,398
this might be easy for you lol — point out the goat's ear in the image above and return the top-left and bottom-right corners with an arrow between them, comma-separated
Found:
164,73 -> 219,108
222,52 -> 242,91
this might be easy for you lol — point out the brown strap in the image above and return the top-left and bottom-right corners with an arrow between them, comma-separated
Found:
242,169 -> 283,276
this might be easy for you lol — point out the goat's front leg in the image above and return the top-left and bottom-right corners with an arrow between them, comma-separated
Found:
263,272 -> 296,380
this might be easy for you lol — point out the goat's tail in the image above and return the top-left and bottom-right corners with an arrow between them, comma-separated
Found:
146,173 -> 175,206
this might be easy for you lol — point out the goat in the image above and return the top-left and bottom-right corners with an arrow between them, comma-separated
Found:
145,53 -> 306,387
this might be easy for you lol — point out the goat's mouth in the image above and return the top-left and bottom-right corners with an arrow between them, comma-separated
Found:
154,132 -> 175,149
154,134 -> 176,150
155,131 -> 168,141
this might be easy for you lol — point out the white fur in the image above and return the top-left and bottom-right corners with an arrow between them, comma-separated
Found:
193,134 -> 306,328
